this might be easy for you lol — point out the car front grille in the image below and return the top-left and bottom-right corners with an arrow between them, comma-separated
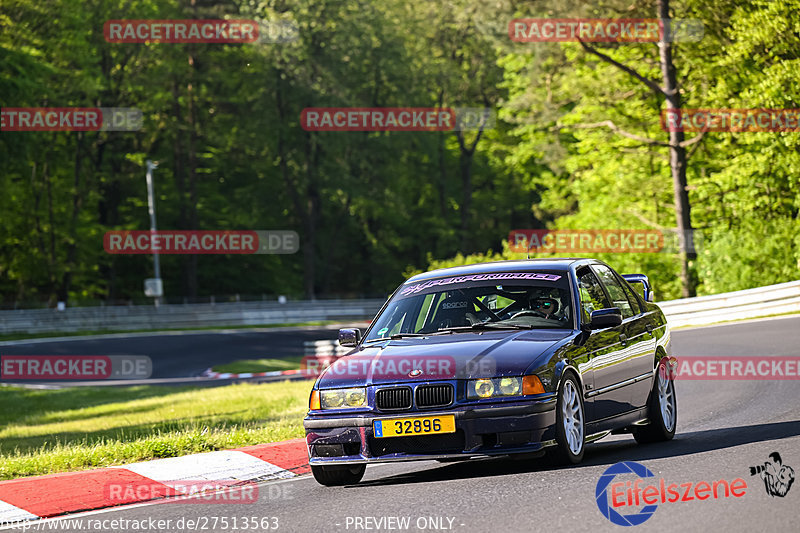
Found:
376,387 -> 412,410
415,384 -> 453,408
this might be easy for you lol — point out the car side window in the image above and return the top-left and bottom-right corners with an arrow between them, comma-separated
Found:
376,300 -> 412,336
620,279 -> 643,315
592,265 -> 635,319
577,268 -> 612,321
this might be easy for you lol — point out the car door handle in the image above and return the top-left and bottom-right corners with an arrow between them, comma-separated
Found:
619,333 -> 628,346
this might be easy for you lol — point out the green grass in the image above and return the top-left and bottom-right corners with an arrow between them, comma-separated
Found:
210,356 -> 304,374
0,381 -> 312,480
0,321 -> 338,342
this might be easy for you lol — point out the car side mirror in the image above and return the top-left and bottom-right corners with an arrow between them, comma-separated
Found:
338,328 -> 361,347
622,274 -> 654,302
586,308 -> 623,330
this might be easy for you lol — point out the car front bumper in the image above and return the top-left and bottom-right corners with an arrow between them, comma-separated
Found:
303,396 -> 557,465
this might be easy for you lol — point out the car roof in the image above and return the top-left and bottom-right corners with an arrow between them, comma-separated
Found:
406,258 -> 599,283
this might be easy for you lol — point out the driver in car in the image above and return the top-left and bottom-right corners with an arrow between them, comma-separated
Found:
530,295 -> 560,319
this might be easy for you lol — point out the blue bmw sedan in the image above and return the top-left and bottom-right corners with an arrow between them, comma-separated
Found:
304,259 -> 676,486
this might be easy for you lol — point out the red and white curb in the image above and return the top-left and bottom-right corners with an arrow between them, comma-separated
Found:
0,439 -> 309,524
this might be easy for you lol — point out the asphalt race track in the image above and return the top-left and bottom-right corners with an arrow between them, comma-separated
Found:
4,316 -> 800,532
0,326 -> 343,379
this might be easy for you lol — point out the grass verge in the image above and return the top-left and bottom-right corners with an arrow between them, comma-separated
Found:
0,380 -> 312,480
210,357 -> 304,374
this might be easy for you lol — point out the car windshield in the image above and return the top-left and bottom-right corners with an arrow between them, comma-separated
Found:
364,271 -> 573,341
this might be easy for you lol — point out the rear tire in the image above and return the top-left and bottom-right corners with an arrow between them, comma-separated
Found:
633,358 -> 677,444
549,372 -> 585,465
311,464 -> 366,486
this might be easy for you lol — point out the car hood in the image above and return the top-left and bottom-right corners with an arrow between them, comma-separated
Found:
316,329 -> 575,388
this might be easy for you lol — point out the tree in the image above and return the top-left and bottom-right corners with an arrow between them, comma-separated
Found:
574,0 -> 703,297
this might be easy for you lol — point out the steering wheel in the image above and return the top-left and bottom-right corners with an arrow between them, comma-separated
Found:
510,310 -> 547,320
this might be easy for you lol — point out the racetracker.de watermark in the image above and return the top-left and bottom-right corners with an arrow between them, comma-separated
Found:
103,230 -> 299,254
508,229 -> 702,254
661,108 -> 800,132
315,354 -> 497,381
104,19 -> 298,44
300,107 -> 495,131
6,516 -> 280,531
0,355 -> 152,380
509,18 -> 704,42
1,108 -> 142,132
663,356 -> 800,380
104,479 -> 279,505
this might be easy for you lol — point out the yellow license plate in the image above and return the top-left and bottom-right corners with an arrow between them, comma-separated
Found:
373,415 -> 455,438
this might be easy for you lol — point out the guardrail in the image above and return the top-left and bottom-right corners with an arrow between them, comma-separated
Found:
1,280 -> 798,335
659,280 -> 800,328
0,299 -> 385,335
304,339 -> 352,357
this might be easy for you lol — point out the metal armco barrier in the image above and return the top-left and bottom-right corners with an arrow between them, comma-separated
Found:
0,299 -> 384,335
303,339 -> 351,357
659,280 -> 800,328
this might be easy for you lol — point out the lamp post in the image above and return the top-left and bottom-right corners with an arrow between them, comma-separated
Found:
145,160 -> 163,306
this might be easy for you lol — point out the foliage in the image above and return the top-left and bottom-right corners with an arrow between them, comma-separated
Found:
1,0 -> 798,305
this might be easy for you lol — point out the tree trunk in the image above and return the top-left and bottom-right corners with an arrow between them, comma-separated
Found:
302,134 -> 320,300
275,66 -> 316,299
181,0 -> 199,300
184,52 -> 199,299
436,90 -> 448,221
658,0 -> 696,297
171,78 -> 192,299
455,124 -> 486,254
43,159 -> 58,306
59,133 -> 84,304
459,148 -> 473,252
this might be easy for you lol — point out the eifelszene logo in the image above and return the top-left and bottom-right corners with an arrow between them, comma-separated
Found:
596,462 -> 659,526
595,461 -> 748,526
750,452 -> 795,497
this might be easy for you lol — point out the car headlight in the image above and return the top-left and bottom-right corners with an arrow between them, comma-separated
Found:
498,377 -> 520,395
474,379 -> 495,398
467,375 -> 544,399
318,388 -> 367,409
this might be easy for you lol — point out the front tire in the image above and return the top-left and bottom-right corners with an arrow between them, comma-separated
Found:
550,372 -> 585,464
311,464 -> 366,486
633,358 -> 677,444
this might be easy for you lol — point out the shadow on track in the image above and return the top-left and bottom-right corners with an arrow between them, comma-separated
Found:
353,419 -> 800,488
